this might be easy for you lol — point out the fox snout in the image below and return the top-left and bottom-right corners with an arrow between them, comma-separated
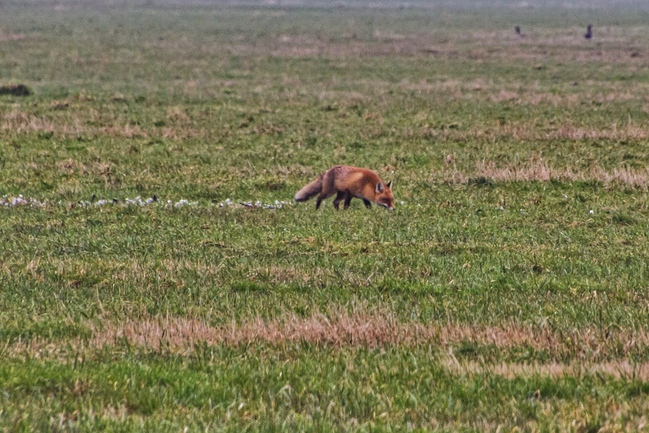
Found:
377,201 -> 395,211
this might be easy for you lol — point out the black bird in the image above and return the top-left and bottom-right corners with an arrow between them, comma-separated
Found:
584,24 -> 593,39
515,26 -> 521,36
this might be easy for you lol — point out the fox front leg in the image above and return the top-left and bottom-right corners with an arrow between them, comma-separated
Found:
343,191 -> 354,210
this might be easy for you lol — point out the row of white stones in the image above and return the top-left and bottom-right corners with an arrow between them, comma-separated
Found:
1,195 -> 292,210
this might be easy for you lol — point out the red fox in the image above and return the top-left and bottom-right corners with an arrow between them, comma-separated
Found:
294,165 -> 395,210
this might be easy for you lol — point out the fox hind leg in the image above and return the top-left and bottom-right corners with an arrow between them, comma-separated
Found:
316,170 -> 337,210
316,191 -> 336,210
333,191 -> 346,210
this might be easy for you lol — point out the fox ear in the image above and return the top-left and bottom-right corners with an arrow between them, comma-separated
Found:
386,181 -> 392,189
376,182 -> 384,193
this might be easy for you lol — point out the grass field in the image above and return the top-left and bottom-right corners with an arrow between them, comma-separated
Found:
2,1 -> 649,431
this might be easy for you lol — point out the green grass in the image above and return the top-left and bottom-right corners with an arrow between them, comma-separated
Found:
5,347 -> 649,432
2,1 -> 649,431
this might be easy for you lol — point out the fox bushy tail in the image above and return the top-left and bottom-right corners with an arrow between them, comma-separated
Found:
294,174 -> 324,202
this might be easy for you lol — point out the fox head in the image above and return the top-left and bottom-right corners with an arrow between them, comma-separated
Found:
375,181 -> 395,211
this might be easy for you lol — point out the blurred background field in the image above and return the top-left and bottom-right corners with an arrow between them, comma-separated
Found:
1,1 -> 649,431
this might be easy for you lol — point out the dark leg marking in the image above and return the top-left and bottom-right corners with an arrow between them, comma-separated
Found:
343,192 -> 353,210
333,191 -> 346,210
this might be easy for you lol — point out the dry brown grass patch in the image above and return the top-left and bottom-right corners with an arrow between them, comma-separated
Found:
0,108 -> 160,139
5,309 -> 649,382
434,158 -> 649,189
68,309 -> 647,363
1,109 -> 54,134
553,124 -> 648,141
4,300 -> 649,388
443,358 -> 649,380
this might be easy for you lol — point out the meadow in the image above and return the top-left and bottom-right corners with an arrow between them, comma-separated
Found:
2,1 -> 649,431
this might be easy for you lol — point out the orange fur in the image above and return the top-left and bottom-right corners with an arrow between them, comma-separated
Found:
295,166 -> 395,210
